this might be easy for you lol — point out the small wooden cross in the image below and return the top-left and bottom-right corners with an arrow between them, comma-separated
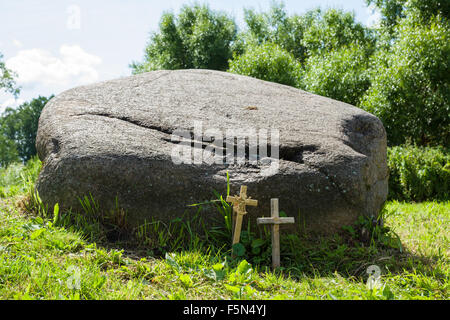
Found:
226,185 -> 258,246
257,199 -> 295,269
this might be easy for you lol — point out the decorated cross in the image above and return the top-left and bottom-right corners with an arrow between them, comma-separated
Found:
226,185 -> 258,246
257,198 -> 295,269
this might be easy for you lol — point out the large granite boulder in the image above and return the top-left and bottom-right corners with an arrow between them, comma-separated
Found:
36,69 -> 388,234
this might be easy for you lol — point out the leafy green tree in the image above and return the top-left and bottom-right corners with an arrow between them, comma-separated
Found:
131,4 -> 237,73
0,52 -> 20,97
1,96 -> 53,162
301,44 -> 371,106
241,4 -> 374,63
366,0 -> 449,32
0,135 -> 19,168
407,0 -> 449,22
130,1 -> 449,149
239,3 -> 374,105
242,3 -> 317,63
0,51 -> 21,168
361,14 -> 450,146
228,42 -> 302,87
366,0 -> 406,31
302,8 -> 375,57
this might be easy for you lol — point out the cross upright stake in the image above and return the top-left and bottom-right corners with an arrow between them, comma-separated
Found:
257,199 -> 295,269
226,185 -> 258,247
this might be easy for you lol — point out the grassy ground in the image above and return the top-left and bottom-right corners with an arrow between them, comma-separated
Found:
0,159 -> 448,300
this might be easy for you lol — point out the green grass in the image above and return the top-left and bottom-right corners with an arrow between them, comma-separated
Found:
0,157 -> 41,199
0,160 -> 448,300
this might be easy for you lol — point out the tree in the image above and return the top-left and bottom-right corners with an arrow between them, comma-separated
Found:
301,44 -> 371,106
228,42 -> 302,87
1,96 -> 53,163
0,51 -> 21,168
360,14 -> 450,146
130,1 -> 449,149
366,0 -> 449,32
0,135 -> 19,168
0,52 -> 20,97
242,3 -> 317,63
237,4 -> 375,105
366,0 -> 406,32
131,4 -> 237,73
301,8 -> 375,58
241,4 -> 374,64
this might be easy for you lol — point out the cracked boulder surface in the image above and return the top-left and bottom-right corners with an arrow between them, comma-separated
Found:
36,69 -> 388,234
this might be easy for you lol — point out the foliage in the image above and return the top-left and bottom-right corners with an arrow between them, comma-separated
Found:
241,4 -> 374,63
0,0 -> 448,300
0,157 -> 449,299
367,0 -> 449,30
301,8 -> 375,57
228,42 -> 302,87
301,44 -> 371,106
343,206 -> 403,252
366,0 -> 407,31
387,145 -> 449,201
128,2 -> 450,148
361,15 -> 449,146
237,2 -> 448,147
131,4 -> 237,73
0,194 -> 448,299
0,135 -> 19,168
241,2 -> 317,63
0,96 -> 52,165
0,156 -> 41,199
406,0 -> 450,22
0,52 -> 20,97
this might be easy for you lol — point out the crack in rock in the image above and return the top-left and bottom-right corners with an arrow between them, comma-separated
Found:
72,112 -> 321,165
71,113 -> 174,136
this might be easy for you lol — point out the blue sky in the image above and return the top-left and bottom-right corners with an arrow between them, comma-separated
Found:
0,0 -> 380,112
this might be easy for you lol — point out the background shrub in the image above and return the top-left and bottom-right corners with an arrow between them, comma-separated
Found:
0,95 -> 52,166
301,44 -> 371,106
361,14 -> 450,147
387,145 -> 450,201
130,4 -> 237,73
0,156 -> 41,198
228,42 -> 302,87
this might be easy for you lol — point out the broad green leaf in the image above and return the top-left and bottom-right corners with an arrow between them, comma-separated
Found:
236,260 -> 252,275
30,228 -> 45,240
232,243 -> 245,257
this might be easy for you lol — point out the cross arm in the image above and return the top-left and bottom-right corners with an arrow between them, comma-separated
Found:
226,196 -> 257,207
226,196 -> 238,203
257,217 -> 295,225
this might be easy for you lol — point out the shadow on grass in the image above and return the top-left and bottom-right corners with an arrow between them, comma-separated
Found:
35,206 -> 449,282
14,188 -> 447,286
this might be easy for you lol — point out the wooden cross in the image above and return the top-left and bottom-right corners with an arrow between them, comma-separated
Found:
226,185 -> 258,246
257,199 -> 295,269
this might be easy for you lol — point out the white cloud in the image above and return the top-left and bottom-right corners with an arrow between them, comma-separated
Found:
366,4 -> 382,27
6,45 -> 102,90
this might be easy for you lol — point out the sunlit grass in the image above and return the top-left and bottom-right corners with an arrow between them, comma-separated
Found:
0,160 -> 448,300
